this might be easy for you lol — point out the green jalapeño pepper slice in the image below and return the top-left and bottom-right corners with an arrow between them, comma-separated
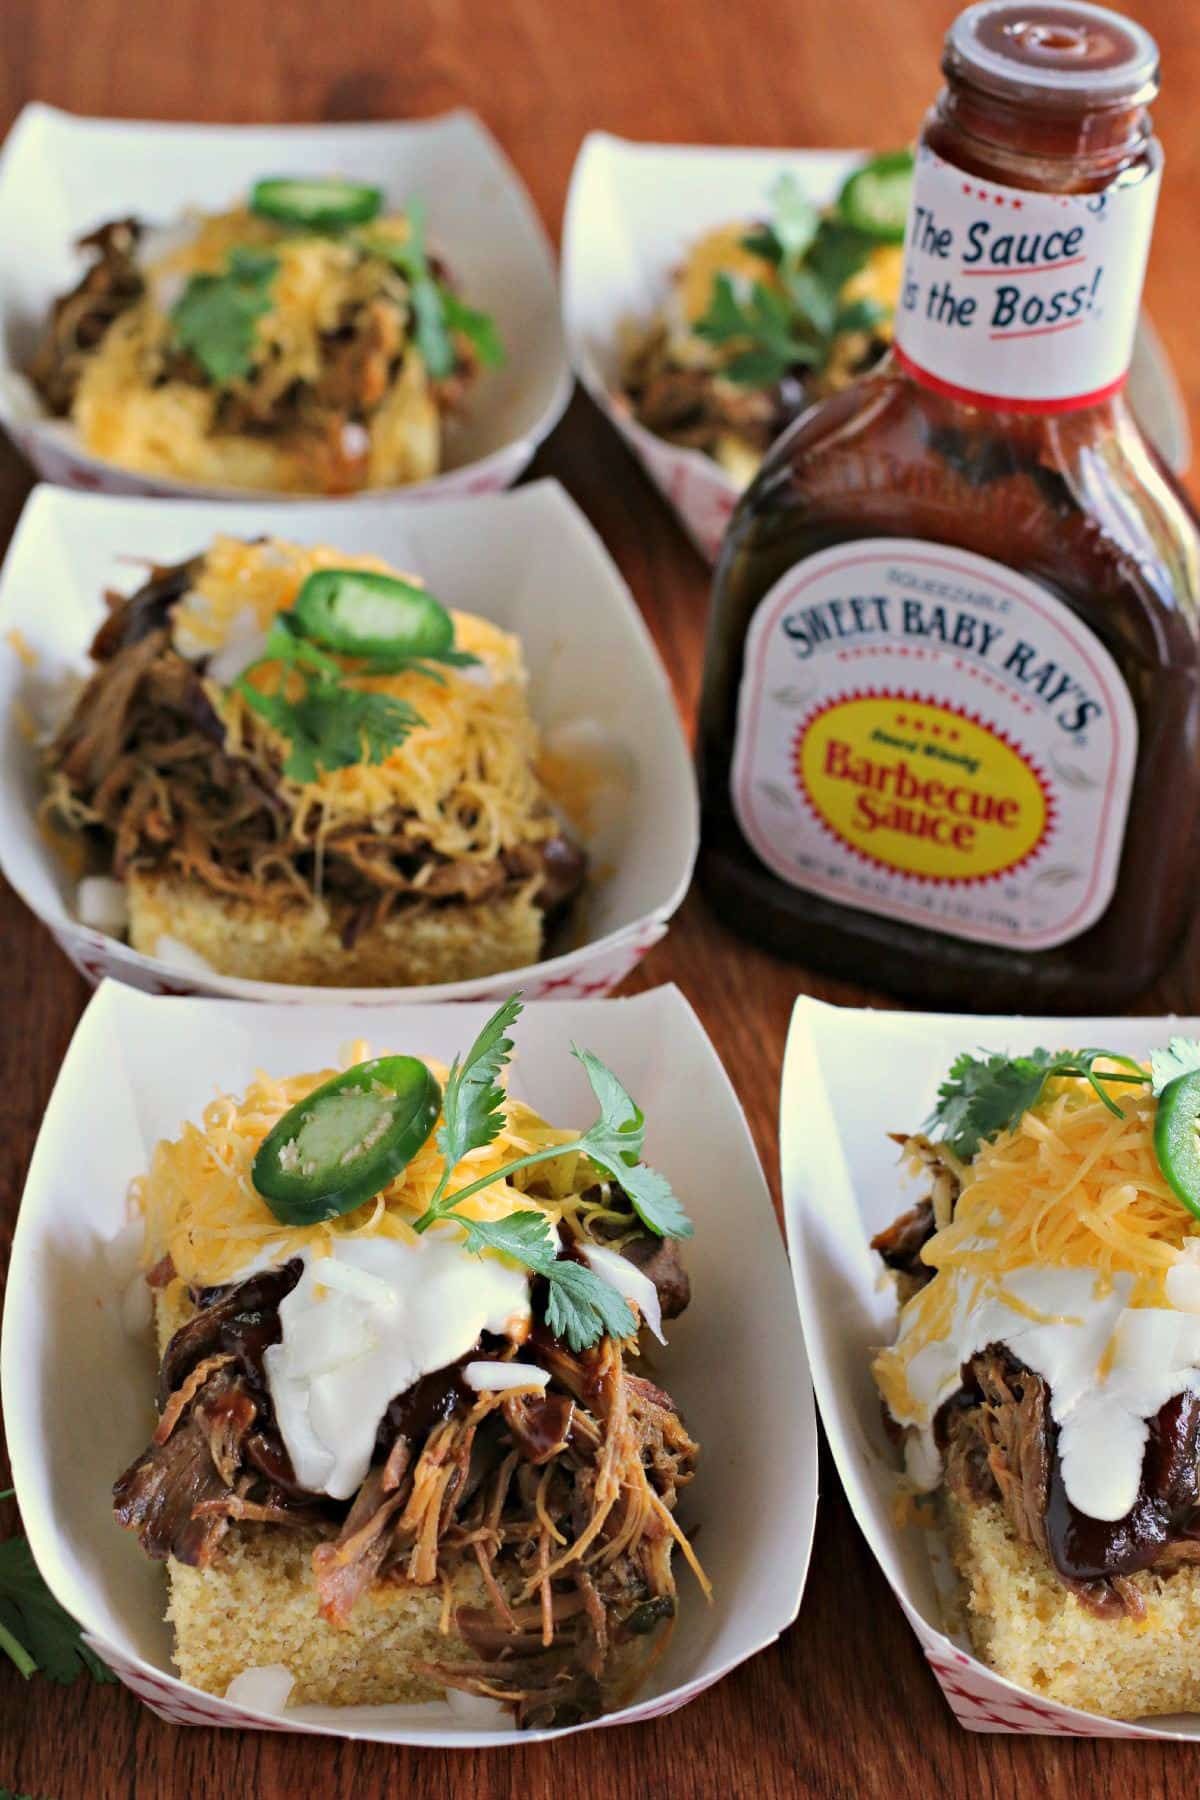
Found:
292,568 -> 455,664
251,177 -> 384,232
252,1056 -> 442,1225
1154,1070 -> 1200,1220
836,149 -> 915,244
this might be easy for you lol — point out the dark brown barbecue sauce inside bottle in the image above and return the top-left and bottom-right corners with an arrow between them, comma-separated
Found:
699,0 -> 1200,1011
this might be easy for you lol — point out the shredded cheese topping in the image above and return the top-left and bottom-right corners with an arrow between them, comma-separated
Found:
134,1039 -> 595,1293
72,207 -> 441,493
874,1070 -> 1200,1420
173,534 -> 555,862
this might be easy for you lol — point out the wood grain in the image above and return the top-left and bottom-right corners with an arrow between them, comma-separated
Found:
2,0 -> 1200,1792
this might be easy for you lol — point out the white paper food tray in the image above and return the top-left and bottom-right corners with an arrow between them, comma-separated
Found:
563,133 -> 1191,563
0,104 -> 570,503
781,996 -> 1200,1740
1,981 -> 817,1744
0,478 -> 697,1003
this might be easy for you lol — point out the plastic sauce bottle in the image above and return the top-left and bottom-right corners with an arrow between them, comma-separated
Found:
698,0 -> 1200,1010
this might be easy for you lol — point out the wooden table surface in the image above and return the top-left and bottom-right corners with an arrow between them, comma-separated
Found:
2,1 -> 1200,1794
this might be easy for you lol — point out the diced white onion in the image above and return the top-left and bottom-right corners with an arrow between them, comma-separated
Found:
1167,1243 -> 1200,1314
445,1687 -> 516,1728
76,875 -> 128,934
206,629 -> 270,687
579,1243 -> 665,1344
462,1360 -> 550,1393
151,934 -> 217,976
224,1664 -> 295,1713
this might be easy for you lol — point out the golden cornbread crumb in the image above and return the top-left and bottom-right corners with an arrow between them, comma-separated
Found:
944,1493 -> 1200,1719
127,869 -> 543,988
167,1528 -> 484,1704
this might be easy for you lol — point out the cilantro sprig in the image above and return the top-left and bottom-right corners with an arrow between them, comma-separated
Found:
234,617 -> 425,785
168,191 -> 502,391
0,1495 -> 113,1687
169,247 -> 280,385
693,172 -> 883,388
361,198 -> 505,379
927,1047 -> 1151,1163
409,996 -> 692,1351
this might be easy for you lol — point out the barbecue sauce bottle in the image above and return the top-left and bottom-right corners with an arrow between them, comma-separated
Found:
699,0 -> 1200,1010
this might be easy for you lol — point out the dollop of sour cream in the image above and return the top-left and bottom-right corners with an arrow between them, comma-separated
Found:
893,1257 -> 1200,1523
263,1233 -> 530,1500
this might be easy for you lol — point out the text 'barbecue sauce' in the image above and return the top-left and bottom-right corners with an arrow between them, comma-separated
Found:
699,0 -> 1200,1010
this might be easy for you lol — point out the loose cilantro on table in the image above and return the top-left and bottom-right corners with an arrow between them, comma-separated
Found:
169,247 -> 279,385
0,1496 -> 113,1687
409,996 -> 692,1350
693,172 -> 883,388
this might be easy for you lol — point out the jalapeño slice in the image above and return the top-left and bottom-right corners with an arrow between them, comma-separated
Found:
253,1056 -> 442,1225
1154,1071 -> 1200,1221
251,177 -> 384,232
292,568 -> 455,663
836,150 -> 914,244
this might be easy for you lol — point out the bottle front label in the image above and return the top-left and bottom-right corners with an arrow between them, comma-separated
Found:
730,540 -> 1138,951
893,143 -> 1161,411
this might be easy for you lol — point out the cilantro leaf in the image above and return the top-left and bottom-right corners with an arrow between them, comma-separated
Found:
409,996 -> 692,1350
803,218 -> 874,299
572,1048 -> 694,1239
695,182 -> 878,390
928,1047 -> 1147,1161
457,1208 -> 558,1271
694,275 -> 818,388
363,199 -> 501,382
237,671 -> 422,783
1150,1037 -> 1200,1097
0,1535 -> 114,1686
441,291 -> 506,369
542,1260 -> 637,1353
437,994 -> 524,1176
835,297 -> 886,335
169,247 -> 279,385
457,1211 -> 637,1351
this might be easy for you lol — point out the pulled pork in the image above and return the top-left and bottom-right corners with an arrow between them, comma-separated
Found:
30,218 -> 145,415
115,1250 -> 700,1727
29,216 -> 478,487
876,1146 -> 1200,1620
871,1132 -> 962,1299
44,565 -> 587,942
622,316 -> 888,470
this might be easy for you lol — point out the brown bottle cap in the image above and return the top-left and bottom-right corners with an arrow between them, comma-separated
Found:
945,1 -> 1159,107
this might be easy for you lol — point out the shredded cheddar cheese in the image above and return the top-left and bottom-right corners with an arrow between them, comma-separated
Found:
873,1070 -> 1200,1422
72,207 -> 440,493
134,1041 -> 592,1292
923,1074 -> 1192,1294
173,535 -> 555,862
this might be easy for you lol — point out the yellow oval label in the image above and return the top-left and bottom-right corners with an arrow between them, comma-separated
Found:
795,692 -> 1051,882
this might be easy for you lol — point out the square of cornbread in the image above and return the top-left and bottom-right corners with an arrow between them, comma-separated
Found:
167,1528 -> 486,1704
152,1287 -> 483,1703
944,1492 -> 1200,1719
127,869 -> 543,988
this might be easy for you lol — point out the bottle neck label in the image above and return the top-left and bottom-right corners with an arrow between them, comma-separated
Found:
729,538 -> 1138,951
892,141 -> 1161,412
